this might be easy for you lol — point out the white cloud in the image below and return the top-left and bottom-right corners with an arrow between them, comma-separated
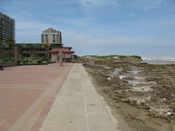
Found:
63,33 -> 174,56
81,0 -> 105,7
79,0 -> 119,8
13,0 -> 24,6
16,21 -> 49,33
64,17 -> 95,26
131,0 -> 170,11
73,0 -> 170,11
15,21 -> 50,43
64,33 -> 174,47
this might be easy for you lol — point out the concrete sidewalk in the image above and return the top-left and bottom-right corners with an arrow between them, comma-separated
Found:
40,63 -> 118,131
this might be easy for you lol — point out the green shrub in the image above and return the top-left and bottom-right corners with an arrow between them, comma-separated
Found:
2,57 -> 14,62
130,55 -> 142,60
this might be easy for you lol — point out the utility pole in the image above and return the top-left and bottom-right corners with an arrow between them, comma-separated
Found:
14,46 -> 18,63
59,48 -> 63,66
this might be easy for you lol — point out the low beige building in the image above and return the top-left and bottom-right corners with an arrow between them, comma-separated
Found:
48,48 -> 74,62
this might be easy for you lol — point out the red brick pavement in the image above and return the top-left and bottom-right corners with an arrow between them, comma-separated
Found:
0,63 -> 72,131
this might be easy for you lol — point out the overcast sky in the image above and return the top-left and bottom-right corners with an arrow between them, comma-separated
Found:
1,0 -> 175,58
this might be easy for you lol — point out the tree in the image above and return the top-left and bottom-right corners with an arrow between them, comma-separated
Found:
5,37 -> 15,49
41,43 -> 50,50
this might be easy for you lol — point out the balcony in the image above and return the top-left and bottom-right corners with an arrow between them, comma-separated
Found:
21,50 -> 31,54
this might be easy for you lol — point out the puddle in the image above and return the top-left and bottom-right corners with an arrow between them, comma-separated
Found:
100,65 -> 110,70
112,68 -> 122,75
119,74 -> 127,79
128,79 -> 156,86
128,79 -> 145,86
130,70 -> 140,75
126,67 -> 156,92
130,85 -> 153,92
134,76 -> 145,80
112,66 -> 156,92
129,68 -> 141,74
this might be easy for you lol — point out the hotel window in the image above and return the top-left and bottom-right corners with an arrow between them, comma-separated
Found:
53,35 -> 55,43
57,35 -> 59,43
45,35 -> 48,43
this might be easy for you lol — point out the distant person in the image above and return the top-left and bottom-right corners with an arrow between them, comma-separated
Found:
0,64 -> 3,70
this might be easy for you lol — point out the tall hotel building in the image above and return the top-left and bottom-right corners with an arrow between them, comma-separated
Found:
0,12 -> 15,44
41,28 -> 62,45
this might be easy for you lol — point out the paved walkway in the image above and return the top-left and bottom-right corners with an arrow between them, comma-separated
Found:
0,63 -> 72,131
0,63 -> 118,131
40,63 -> 118,131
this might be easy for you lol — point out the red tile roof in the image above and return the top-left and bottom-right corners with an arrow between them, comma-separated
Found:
48,48 -> 74,53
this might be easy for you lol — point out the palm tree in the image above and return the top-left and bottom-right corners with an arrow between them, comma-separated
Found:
5,37 -> 15,49
5,38 -> 15,60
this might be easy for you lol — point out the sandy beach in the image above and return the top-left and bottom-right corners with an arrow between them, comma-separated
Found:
82,55 -> 175,131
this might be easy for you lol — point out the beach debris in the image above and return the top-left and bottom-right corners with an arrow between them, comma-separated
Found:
112,68 -> 122,75
119,75 -> 126,79
166,108 -> 173,116
83,55 -> 175,125
163,98 -> 167,102
110,102 -> 114,106
166,112 -> 172,116
107,77 -> 111,81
